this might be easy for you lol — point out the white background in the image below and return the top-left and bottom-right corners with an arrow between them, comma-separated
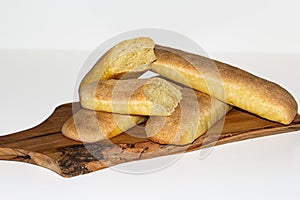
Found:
0,0 -> 299,200
1,0 -> 300,53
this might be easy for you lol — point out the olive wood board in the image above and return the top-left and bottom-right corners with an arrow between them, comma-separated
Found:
0,102 -> 299,178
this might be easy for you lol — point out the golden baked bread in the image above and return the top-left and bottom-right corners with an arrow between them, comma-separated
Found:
146,88 -> 232,145
151,45 -> 298,125
80,77 -> 182,116
62,109 -> 147,143
72,37 -> 156,142
79,37 -> 156,91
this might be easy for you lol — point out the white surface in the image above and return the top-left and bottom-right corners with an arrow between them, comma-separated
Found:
0,0 -> 300,53
0,50 -> 299,200
0,1 -> 300,199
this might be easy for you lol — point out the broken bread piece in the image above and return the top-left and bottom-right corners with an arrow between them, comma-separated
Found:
151,45 -> 297,125
79,37 -> 156,91
62,109 -> 147,143
146,88 -> 232,145
80,77 -> 182,116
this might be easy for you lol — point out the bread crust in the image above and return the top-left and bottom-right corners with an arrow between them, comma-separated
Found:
146,88 -> 232,145
151,45 -> 298,125
79,37 -> 156,92
80,77 -> 182,116
62,109 -> 147,143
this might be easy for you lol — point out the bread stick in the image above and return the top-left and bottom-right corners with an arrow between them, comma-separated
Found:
146,88 -> 232,145
151,45 -> 297,125
80,77 -> 182,116
79,37 -> 156,92
62,109 -> 147,143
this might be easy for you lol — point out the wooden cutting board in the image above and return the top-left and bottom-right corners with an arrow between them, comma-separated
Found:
0,102 -> 299,178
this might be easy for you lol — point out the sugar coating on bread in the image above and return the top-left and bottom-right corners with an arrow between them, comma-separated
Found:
61,109 -> 147,143
146,88 -> 232,145
151,45 -> 298,125
80,77 -> 182,116
79,37 -> 156,91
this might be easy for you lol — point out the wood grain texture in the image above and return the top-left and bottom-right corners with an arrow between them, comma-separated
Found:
0,102 -> 299,178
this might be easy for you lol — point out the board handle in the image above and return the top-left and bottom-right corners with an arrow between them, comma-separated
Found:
0,103 -> 72,147
0,125 -> 64,175
0,103 -> 79,175
0,145 -> 62,174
